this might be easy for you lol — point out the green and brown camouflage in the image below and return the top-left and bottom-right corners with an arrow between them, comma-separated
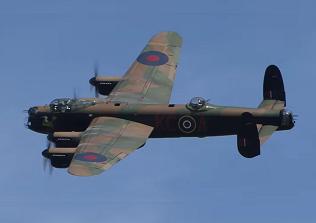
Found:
68,117 -> 153,176
27,32 -> 295,176
107,31 -> 182,104
257,99 -> 285,144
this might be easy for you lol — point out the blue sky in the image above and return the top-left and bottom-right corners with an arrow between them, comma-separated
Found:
0,0 -> 315,222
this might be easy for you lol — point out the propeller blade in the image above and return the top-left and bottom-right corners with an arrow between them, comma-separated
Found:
73,88 -> 78,100
46,139 -> 52,150
43,139 -> 54,175
94,61 -> 99,78
49,162 -> 53,176
95,88 -> 99,98
43,157 -> 48,172
24,116 -> 30,128
42,156 -> 53,175
92,62 -> 99,98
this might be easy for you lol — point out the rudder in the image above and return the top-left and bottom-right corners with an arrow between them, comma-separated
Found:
263,65 -> 286,105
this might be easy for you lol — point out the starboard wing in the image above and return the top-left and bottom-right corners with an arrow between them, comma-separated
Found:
68,117 -> 153,176
107,31 -> 182,104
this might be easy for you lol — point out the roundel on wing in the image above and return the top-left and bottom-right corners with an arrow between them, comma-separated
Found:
137,51 -> 169,66
178,116 -> 197,134
74,152 -> 107,163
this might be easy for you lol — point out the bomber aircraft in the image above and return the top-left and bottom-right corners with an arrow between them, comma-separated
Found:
27,32 -> 295,176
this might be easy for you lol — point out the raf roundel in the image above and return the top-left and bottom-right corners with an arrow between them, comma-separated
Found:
137,51 -> 169,66
178,115 -> 197,134
74,152 -> 107,163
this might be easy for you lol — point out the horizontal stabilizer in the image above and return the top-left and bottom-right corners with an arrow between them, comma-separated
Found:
257,125 -> 278,145
257,65 -> 287,144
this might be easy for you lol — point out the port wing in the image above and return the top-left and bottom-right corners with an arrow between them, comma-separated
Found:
68,117 -> 153,176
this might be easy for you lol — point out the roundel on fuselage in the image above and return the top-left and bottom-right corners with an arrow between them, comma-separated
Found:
178,115 -> 197,134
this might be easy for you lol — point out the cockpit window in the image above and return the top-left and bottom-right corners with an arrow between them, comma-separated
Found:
49,98 -> 96,113
50,98 -> 73,113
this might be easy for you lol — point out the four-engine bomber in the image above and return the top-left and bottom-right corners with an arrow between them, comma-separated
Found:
26,32 -> 295,176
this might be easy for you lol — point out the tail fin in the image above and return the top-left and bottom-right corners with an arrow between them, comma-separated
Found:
258,65 -> 286,110
263,65 -> 286,102
257,65 -> 286,144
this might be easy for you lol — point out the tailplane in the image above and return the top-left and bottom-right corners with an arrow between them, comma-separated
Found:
237,65 -> 290,158
257,65 -> 287,145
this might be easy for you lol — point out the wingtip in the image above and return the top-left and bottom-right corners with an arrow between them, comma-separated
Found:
150,31 -> 182,47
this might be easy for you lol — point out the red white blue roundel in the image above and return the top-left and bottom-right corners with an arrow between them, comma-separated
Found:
178,116 -> 197,134
74,152 -> 107,163
137,51 -> 169,66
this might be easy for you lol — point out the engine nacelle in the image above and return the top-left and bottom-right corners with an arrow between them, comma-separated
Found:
45,132 -> 81,168
48,132 -> 81,147
50,154 -> 73,168
42,148 -> 76,168
89,76 -> 121,96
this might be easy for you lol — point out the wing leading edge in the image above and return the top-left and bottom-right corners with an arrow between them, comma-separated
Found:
68,117 -> 153,176
107,31 -> 182,104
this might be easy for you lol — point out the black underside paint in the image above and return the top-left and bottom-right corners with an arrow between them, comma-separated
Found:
45,114 -> 241,138
29,111 -> 282,138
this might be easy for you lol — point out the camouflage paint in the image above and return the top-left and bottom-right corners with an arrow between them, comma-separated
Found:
107,32 -> 182,104
68,117 -> 153,176
26,32 -> 295,176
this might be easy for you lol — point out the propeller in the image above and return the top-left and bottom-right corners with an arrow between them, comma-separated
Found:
23,109 -> 31,128
292,114 -> 298,123
23,116 -> 29,129
90,62 -> 99,98
73,88 -> 78,100
42,139 -> 54,175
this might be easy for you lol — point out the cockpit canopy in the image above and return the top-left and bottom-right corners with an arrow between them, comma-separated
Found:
49,98 -> 96,113
188,97 -> 207,110
50,98 -> 73,113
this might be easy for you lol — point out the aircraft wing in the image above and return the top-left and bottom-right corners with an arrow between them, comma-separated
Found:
107,31 -> 182,104
68,117 -> 153,176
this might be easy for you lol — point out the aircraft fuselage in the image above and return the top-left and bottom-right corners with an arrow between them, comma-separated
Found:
27,102 -> 293,138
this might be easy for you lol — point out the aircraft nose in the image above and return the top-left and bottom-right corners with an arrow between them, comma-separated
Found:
28,106 -> 38,116
26,107 -> 39,130
25,106 -> 51,133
